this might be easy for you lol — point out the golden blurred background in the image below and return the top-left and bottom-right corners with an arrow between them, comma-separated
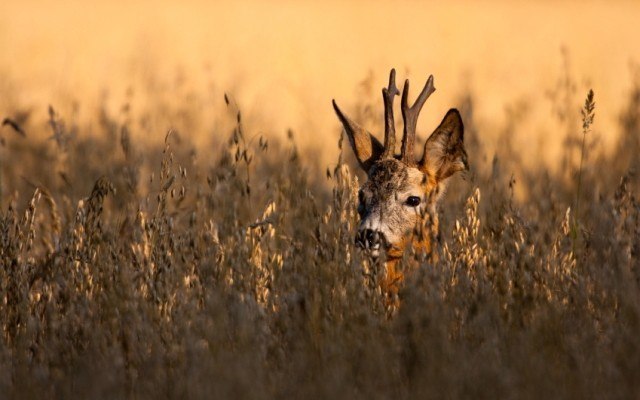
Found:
1,0 -> 639,167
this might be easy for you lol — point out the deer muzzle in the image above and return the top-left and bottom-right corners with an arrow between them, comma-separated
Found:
355,228 -> 388,257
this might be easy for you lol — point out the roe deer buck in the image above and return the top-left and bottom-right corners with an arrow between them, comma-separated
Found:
332,69 -> 468,295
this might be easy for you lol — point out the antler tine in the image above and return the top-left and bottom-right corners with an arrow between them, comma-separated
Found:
401,75 -> 436,163
382,68 -> 400,158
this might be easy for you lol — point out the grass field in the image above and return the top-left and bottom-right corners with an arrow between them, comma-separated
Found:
1,1 -> 640,398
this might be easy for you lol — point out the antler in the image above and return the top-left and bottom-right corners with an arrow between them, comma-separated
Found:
381,69 -> 400,158
400,75 -> 436,164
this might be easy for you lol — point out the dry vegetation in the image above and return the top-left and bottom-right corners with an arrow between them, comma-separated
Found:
0,58 -> 638,399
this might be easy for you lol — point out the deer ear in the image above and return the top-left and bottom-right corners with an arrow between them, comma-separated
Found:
419,109 -> 468,182
333,100 -> 383,171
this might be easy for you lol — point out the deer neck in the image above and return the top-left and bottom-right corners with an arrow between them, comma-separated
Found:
381,212 -> 439,294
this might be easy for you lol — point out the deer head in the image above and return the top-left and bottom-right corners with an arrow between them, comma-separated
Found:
333,69 -> 468,261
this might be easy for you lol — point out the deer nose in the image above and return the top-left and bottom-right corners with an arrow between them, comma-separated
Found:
356,229 -> 383,250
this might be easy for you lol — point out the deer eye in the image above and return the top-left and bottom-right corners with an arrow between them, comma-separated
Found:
358,190 -> 365,205
405,196 -> 421,207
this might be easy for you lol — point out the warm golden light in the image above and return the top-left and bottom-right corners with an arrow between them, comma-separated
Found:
2,0 -> 639,166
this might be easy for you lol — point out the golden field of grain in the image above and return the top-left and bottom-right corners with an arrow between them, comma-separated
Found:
0,1 -> 639,398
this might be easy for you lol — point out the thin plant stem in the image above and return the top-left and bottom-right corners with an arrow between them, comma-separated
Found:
575,89 -> 595,227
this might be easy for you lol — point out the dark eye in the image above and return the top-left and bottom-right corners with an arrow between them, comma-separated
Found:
405,196 -> 421,207
358,190 -> 365,205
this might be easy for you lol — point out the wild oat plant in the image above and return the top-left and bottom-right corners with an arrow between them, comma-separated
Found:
0,75 -> 639,399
